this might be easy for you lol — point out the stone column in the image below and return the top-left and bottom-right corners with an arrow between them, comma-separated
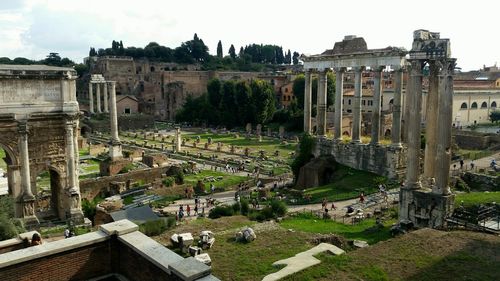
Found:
434,59 -> 456,195
89,82 -> 94,114
175,127 -> 182,152
423,62 -> 440,178
103,82 -> 109,113
96,82 -> 102,113
334,67 -> 345,140
352,67 -> 364,143
317,69 -> 328,137
73,120 -> 80,189
65,120 -> 77,192
109,81 -> 122,160
405,60 -> 424,189
18,121 -> 38,223
371,66 -> 384,145
391,68 -> 403,147
304,69 -> 312,134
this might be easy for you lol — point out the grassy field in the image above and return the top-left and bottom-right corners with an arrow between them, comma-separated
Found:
184,169 -> 248,192
0,148 -> 6,170
457,149 -> 494,161
154,216 -> 317,281
455,191 -> 500,207
280,212 -> 397,245
282,229 -> 500,281
297,165 -> 382,204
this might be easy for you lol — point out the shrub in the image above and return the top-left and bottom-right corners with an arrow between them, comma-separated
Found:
270,200 -> 287,217
119,163 -> 135,174
162,177 -> 175,187
232,202 -> 241,213
0,215 -> 18,240
208,205 -> 234,219
240,199 -> 249,216
138,218 -> 173,236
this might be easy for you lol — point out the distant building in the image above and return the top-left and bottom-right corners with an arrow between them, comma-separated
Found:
116,95 -> 138,115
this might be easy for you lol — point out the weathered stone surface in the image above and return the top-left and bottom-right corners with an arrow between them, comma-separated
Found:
262,243 -> 345,281
169,257 -> 211,281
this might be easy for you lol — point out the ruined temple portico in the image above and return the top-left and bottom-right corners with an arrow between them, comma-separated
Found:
399,30 -> 456,228
302,35 -> 407,179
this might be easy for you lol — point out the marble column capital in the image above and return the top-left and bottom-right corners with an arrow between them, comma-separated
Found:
333,67 -> 346,73
353,66 -> 365,73
370,66 -> 385,72
17,120 -> 28,135
408,60 -> 424,75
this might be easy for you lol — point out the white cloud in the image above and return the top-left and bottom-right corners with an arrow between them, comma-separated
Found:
0,0 -> 498,70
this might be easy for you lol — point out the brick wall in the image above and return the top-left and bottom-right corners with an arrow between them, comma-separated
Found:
117,241 -> 175,281
0,242 -> 111,281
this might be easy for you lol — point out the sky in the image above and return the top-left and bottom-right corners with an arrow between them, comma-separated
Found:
0,0 -> 498,71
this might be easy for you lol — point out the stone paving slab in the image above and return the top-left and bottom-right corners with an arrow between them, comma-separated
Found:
262,243 -> 345,281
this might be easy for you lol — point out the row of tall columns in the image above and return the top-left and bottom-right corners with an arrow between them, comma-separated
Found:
404,59 -> 455,195
304,67 -> 403,146
88,82 -> 110,114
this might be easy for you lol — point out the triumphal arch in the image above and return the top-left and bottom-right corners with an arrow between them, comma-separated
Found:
0,65 -> 84,226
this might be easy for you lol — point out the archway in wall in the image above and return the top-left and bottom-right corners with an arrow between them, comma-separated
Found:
35,169 -> 63,221
0,144 -> 21,217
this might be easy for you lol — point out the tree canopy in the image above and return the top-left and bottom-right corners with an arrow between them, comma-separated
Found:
176,78 -> 276,128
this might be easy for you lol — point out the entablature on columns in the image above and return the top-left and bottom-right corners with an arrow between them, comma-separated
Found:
303,54 -> 407,71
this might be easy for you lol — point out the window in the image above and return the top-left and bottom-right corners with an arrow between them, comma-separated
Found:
362,100 -> 366,106
348,99 -> 351,105
285,88 -> 288,93
460,102 -> 467,109
368,100 -> 373,106
124,108 -> 131,114
471,102 -> 478,109
492,101 -> 497,108
481,102 -> 488,108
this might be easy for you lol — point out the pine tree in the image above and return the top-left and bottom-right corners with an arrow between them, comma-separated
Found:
228,44 -> 236,59
217,40 -> 223,58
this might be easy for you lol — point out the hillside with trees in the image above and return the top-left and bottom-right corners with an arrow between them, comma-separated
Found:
92,34 -> 301,72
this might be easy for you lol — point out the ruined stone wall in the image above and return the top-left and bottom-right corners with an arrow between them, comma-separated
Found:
80,166 -> 172,200
453,131 -> 500,150
315,138 -> 406,179
462,172 -> 500,191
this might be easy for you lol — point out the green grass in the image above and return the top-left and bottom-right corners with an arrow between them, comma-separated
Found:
79,148 -> 90,157
184,169 -> 248,192
40,225 -> 93,238
455,191 -> 500,207
149,195 -> 182,208
0,148 -> 6,170
156,216 -> 316,281
457,149 -> 494,161
297,165 -> 382,204
280,212 -> 396,245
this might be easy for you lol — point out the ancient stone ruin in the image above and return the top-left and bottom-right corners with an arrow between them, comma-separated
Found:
0,65 -> 84,226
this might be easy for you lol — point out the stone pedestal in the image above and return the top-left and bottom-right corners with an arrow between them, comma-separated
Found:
399,189 -> 454,228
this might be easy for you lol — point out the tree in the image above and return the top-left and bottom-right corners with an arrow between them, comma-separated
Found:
292,51 -> 300,65
250,80 -> 276,124
228,44 -> 236,59
285,49 -> 291,64
217,40 -> 223,58
74,63 -> 89,77
490,110 -> 500,124
89,47 -> 97,56
238,47 -> 244,58
291,133 -> 316,180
